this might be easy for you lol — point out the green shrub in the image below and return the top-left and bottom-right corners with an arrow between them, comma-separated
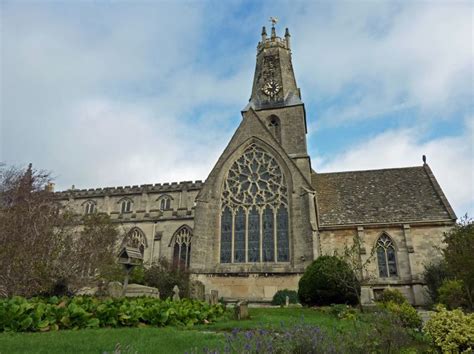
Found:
424,305 -> 474,353
298,256 -> 359,306
329,304 -> 357,320
0,296 -> 224,332
423,261 -> 451,304
378,288 -> 407,305
144,258 -> 190,299
271,289 -> 299,306
381,301 -> 422,330
438,279 -> 469,310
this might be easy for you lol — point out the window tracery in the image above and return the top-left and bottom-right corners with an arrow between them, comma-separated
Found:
120,198 -> 132,213
376,234 -> 398,277
124,228 -> 147,255
159,195 -> 172,211
220,144 -> 289,263
84,200 -> 96,215
172,226 -> 192,270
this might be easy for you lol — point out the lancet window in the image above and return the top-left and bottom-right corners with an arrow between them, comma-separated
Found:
84,200 -> 96,215
376,234 -> 398,278
159,195 -> 172,211
220,144 -> 290,263
267,115 -> 281,143
120,198 -> 132,213
172,225 -> 192,270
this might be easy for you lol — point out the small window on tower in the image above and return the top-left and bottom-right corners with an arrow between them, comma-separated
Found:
267,115 -> 281,142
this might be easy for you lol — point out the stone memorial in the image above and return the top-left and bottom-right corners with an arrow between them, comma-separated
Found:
172,285 -> 180,301
210,290 -> 219,305
234,301 -> 249,320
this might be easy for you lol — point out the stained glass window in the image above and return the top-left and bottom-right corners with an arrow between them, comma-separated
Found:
220,207 -> 232,263
263,206 -> 274,262
234,207 -> 246,263
172,226 -> 192,270
220,144 -> 289,264
376,234 -> 398,277
248,206 -> 260,262
277,206 -> 289,261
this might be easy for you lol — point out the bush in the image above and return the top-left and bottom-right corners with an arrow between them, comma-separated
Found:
381,301 -> 422,330
271,289 -> 299,306
438,279 -> 469,310
329,304 -> 357,320
298,256 -> 359,306
0,296 -> 224,332
144,258 -> 190,299
424,305 -> 474,353
423,261 -> 451,304
377,288 -> 407,305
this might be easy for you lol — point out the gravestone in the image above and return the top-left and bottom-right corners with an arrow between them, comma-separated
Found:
234,301 -> 249,320
210,290 -> 219,305
125,284 -> 159,298
107,281 -> 123,298
285,295 -> 289,308
190,281 -> 205,301
172,285 -> 180,301
205,293 -> 210,304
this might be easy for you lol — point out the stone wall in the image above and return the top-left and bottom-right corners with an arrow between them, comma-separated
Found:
319,223 -> 452,305
192,273 -> 301,302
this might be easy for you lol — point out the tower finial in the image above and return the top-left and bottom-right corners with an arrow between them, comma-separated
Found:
269,17 -> 278,28
261,26 -> 267,41
285,28 -> 291,49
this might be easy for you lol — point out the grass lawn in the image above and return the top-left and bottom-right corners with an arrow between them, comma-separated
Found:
0,307 -> 347,354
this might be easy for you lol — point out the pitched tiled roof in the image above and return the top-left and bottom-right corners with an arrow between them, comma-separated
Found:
312,165 -> 456,227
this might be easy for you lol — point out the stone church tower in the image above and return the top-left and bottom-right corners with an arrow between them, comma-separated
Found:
59,24 -> 456,305
191,25 -> 319,299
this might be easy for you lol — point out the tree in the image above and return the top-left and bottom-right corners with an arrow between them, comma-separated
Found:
442,215 -> 474,310
332,235 -> 376,311
0,164 -> 119,297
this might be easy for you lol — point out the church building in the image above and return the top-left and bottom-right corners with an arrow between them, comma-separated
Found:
57,25 -> 456,305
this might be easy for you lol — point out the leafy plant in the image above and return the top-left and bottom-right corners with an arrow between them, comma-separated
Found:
424,305 -> 474,353
423,261 -> 451,304
298,256 -> 359,306
0,296 -> 224,332
144,258 -> 190,299
271,289 -> 299,306
377,288 -> 407,305
379,301 -> 422,330
438,279 -> 469,310
329,304 -> 357,320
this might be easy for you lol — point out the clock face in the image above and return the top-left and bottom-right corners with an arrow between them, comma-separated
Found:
261,80 -> 281,98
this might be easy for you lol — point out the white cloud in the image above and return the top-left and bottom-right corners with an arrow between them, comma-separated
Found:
285,1 -> 472,125
315,118 -> 474,217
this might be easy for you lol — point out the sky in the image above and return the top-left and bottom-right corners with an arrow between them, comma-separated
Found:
1,0 -> 473,217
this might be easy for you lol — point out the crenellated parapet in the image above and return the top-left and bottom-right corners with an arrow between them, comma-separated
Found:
55,180 -> 203,200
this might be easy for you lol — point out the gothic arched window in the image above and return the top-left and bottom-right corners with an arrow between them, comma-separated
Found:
172,225 -> 192,270
376,234 -> 398,278
123,227 -> 147,255
120,198 -> 133,213
267,115 -> 281,143
158,195 -> 172,211
83,200 -> 96,215
220,144 -> 290,263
